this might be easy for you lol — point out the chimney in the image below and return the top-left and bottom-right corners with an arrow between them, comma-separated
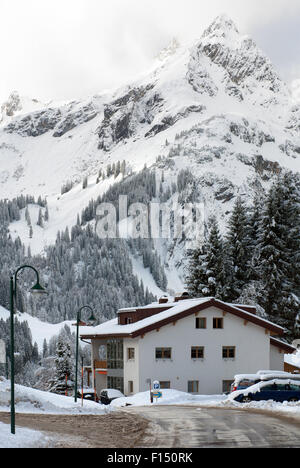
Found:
159,295 -> 169,304
174,292 -> 190,302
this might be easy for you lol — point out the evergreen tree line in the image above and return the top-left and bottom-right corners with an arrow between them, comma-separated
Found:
0,317 -> 39,384
22,223 -> 156,323
0,195 -> 47,225
186,171 -> 300,341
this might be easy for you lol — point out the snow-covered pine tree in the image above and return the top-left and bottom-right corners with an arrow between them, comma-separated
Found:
37,208 -> 43,227
247,192 -> 264,281
257,172 -> 300,339
225,196 -> 251,300
50,339 -> 73,395
185,244 -> 205,297
186,217 -> 225,299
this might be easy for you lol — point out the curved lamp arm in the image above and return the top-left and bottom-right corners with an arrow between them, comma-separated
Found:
13,265 -> 47,295
77,305 -> 96,323
14,265 -> 40,282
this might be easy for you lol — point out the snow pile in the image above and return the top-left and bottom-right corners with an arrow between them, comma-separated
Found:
285,349 -> 300,368
0,378 -> 110,415
110,389 -> 226,407
0,422 -> 50,448
111,387 -> 300,421
218,397 -> 300,420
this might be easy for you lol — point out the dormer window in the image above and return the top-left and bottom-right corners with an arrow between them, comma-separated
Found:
125,317 -> 133,324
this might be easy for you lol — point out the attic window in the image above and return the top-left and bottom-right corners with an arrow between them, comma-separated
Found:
213,318 -> 223,329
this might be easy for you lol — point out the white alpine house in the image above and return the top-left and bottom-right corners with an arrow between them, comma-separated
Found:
81,295 -> 296,396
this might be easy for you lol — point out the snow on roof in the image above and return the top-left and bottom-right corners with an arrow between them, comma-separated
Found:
81,298 -> 211,337
81,297 -> 284,339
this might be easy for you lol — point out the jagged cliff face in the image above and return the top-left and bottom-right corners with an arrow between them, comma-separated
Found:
0,15 -> 299,285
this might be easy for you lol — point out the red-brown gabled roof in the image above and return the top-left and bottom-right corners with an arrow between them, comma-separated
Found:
270,337 -> 296,354
80,297 -> 284,340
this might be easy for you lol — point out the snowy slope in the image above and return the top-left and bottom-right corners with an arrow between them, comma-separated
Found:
0,306 -> 92,352
0,14 -> 299,288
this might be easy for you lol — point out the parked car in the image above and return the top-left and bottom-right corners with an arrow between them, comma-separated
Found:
77,388 -> 99,402
232,379 -> 300,403
99,388 -> 125,405
230,371 -> 300,393
230,374 -> 261,393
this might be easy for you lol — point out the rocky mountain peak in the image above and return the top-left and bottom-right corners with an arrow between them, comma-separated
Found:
1,90 -> 22,118
202,14 -> 239,39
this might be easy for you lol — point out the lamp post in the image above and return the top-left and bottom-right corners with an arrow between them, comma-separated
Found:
74,306 -> 96,403
10,265 -> 47,434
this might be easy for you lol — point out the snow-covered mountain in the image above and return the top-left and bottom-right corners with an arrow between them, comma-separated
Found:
1,14 -> 299,291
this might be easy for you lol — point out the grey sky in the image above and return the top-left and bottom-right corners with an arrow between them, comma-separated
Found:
1,0 -> 300,103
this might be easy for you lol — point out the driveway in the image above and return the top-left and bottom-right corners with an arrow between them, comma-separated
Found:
124,405 -> 300,448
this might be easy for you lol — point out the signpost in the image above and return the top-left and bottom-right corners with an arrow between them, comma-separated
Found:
0,340 -> 5,364
152,380 -> 162,402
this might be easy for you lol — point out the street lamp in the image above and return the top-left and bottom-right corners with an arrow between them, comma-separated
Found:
74,306 -> 96,403
10,265 -> 47,434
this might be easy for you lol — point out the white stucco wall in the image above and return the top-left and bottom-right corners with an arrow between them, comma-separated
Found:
134,306 -> 272,395
123,338 -> 139,395
270,344 -> 284,371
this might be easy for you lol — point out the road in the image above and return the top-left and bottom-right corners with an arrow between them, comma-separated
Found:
0,411 -> 148,448
124,405 -> 300,448
1,406 -> 300,448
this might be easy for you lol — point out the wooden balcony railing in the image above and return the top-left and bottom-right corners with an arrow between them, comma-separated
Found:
94,360 -> 107,369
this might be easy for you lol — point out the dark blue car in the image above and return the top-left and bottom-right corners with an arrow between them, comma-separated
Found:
234,381 -> 300,403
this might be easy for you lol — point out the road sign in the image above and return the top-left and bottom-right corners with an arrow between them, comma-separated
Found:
153,380 -> 160,390
0,340 -> 5,364
153,391 -> 162,399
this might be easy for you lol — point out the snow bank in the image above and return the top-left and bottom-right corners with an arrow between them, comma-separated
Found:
0,422 -> 50,448
0,378 -> 110,415
217,397 -> 300,420
111,387 -> 300,421
111,389 -> 226,407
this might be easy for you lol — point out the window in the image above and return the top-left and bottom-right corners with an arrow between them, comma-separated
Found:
107,339 -> 124,369
290,384 -> 300,391
107,376 -> 124,393
222,380 -> 234,393
188,381 -> 199,393
160,381 -> 171,389
195,317 -> 206,329
191,346 -> 204,359
127,348 -> 135,360
128,381 -> 134,394
213,317 -> 223,329
125,317 -> 133,324
155,347 -> 172,359
222,346 -> 235,359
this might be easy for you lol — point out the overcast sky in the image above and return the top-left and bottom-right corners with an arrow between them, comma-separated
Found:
1,0 -> 300,103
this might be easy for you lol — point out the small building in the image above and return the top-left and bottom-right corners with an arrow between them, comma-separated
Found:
80,296 -> 296,396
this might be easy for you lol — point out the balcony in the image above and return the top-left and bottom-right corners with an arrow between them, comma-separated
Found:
94,360 -> 107,370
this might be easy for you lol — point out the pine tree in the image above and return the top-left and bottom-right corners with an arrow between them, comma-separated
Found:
43,338 -> 48,358
82,176 -> 88,189
225,197 -> 251,300
50,339 -> 73,395
186,217 -> 225,299
37,208 -> 43,228
257,173 -> 300,338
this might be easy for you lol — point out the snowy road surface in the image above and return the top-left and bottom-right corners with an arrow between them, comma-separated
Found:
124,406 -> 300,448
1,406 -> 300,447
